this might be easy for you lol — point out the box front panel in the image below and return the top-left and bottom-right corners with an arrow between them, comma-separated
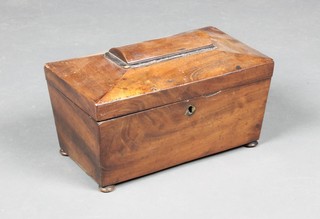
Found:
99,79 -> 271,186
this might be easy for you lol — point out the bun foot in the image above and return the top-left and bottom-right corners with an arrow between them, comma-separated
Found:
59,148 -> 68,156
99,185 -> 115,193
244,140 -> 259,148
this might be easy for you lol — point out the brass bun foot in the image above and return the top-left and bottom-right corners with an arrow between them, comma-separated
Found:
244,140 -> 259,148
59,148 -> 68,156
99,185 -> 116,193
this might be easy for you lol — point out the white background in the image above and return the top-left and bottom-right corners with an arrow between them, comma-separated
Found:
0,0 -> 319,218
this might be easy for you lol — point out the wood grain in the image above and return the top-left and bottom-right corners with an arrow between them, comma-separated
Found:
47,84 -> 102,184
45,26 -> 274,121
99,79 -> 271,186
109,29 -> 213,64
45,26 -> 274,189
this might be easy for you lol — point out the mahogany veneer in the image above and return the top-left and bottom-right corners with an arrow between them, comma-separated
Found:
45,26 -> 274,192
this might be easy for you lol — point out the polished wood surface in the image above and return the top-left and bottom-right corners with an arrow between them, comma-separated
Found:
99,79 -> 271,186
109,28 -> 213,64
48,84 -> 102,184
45,26 -> 274,121
45,26 -> 274,190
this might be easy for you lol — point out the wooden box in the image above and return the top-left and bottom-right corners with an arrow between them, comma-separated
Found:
45,26 -> 274,192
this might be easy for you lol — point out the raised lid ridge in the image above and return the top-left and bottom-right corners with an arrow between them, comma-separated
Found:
107,29 -> 214,67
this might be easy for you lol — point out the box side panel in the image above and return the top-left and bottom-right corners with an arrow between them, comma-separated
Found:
99,79 -> 271,186
47,83 -> 101,184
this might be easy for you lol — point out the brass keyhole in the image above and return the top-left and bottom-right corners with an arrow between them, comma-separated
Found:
186,105 -> 196,116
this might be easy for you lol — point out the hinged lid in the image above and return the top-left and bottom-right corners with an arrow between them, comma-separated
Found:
45,26 -> 274,121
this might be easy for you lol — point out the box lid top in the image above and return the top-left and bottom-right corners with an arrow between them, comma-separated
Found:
45,26 -> 274,121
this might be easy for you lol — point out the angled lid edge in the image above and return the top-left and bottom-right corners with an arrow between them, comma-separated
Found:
45,26 -> 274,122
